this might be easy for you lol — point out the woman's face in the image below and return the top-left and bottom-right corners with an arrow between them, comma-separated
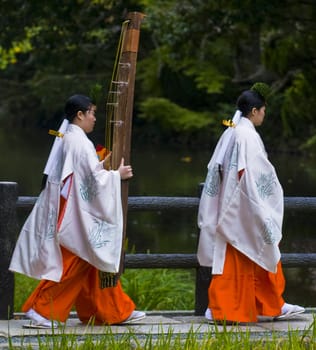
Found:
78,105 -> 97,133
250,106 -> 266,126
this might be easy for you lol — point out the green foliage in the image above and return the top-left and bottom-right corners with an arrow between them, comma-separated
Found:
185,61 -> 228,94
1,0 -> 316,148
0,27 -> 36,69
139,0 -> 316,148
281,73 -> 316,138
137,51 -> 165,99
0,1 -> 129,127
301,135 -> 316,155
121,269 -> 195,310
142,1 -> 234,96
139,97 -> 214,132
263,35 -> 299,76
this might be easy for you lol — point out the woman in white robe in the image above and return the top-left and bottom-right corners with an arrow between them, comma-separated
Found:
197,86 -> 305,323
10,94 -> 145,327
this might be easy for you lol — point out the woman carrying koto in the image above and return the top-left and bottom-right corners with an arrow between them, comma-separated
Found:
10,94 -> 145,328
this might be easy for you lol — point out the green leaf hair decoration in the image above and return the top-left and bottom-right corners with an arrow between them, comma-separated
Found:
251,82 -> 271,100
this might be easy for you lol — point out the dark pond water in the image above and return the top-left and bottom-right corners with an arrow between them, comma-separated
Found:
1,128 -> 316,306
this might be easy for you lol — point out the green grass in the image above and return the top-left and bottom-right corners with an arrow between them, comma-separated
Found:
14,273 -> 39,311
7,321 -> 316,349
120,269 -> 195,310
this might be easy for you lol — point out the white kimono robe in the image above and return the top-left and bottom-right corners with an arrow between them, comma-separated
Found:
197,117 -> 283,274
10,124 -> 123,282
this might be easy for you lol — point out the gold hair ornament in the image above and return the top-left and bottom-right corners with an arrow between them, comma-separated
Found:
222,119 -> 236,127
48,129 -> 64,138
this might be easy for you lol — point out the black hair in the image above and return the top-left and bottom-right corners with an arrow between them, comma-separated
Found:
236,90 -> 265,117
64,94 -> 93,122
40,94 -> 93,191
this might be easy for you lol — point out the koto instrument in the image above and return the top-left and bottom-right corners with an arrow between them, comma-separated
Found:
99,11 -> 145,288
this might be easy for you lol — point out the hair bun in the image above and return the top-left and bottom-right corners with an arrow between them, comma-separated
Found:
250,82 -> 270,100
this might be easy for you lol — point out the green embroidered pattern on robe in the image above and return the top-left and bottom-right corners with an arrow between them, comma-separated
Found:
36,191 -> 56,240
204,166 -> 220,197
256,172 -> 277,200
89,218 -> 116,249
262,217 -> 279,244
80,172 -> 99,202
45,208 -> 57,240
228,145 -> 238,170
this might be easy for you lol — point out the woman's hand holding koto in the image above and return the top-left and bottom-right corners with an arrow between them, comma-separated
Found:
103,151 -> 112,170
118,158 -> 133,180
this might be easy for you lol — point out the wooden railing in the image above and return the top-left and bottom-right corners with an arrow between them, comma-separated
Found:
1,182 -> 316,319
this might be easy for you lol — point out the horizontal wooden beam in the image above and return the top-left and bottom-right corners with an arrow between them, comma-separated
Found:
124,253 -> 316,269
17,196 -> 316,211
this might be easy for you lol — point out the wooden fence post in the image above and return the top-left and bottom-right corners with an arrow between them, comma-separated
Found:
0,182 -> 18,319
194,183 -> 212,316
195,266 -> 212,315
